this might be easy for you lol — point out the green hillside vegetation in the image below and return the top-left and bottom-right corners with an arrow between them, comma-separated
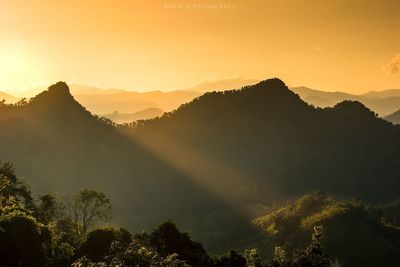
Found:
254,192 -> 400,267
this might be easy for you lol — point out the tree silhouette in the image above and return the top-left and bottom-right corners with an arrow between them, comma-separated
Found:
64,189 -> 112,242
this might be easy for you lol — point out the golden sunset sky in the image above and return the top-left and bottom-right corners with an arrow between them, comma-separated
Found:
1,0 -> 399,93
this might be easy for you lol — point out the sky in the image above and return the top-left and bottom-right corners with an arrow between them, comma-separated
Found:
0,0 -> 399,94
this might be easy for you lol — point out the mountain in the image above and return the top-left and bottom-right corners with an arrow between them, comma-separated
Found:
0,91 -> 19,103
291,86 -> 357,107
125,78 -> 400,203
11,80 -> 400,118
253,192 -> 400,267
2,79 -> 400,253
0,82 -> 222,223
102,108 -> 164,124
385,109 -> 400,125
292,86 -> 400,116
361,89 -> 400,99
13,84 -> 200,115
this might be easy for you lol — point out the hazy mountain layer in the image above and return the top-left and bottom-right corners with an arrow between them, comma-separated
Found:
385,109 -> 400,125
292,86 -> 400,116
0,91 -> 19,104
102,108 -> 164,124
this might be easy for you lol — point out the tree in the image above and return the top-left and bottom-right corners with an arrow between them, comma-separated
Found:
292,226 -> 332,267
79,227 -> 131,262
214,250 -> 246,267
150,221 -> 212,267
36,193 -> 61,224
64,189 -> 111,242
0,215 -> 51,267
0,161 -> 34,209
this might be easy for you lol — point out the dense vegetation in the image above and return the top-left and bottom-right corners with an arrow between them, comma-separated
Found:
253,192 -> 400,266
1,162 -> 342,266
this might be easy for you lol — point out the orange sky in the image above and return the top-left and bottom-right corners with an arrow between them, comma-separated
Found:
0,0 -> 399,93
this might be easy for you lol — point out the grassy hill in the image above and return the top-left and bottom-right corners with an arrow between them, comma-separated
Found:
253,192 -> 400,267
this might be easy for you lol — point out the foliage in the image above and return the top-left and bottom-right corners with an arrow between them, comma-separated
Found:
0,161 -> 34,209
149,221 -> 212,266
79,227 -> 131,262
64,189 -> 112,242
0,214 -> 50,266
254,192 -> 400,267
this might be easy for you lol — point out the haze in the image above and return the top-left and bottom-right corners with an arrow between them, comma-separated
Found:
1,0 -> 399,93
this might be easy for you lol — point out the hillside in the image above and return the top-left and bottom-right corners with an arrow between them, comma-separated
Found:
253,192 -> 400,267
125,79 -> 400,203
2,79 -> 400,253
385,109 -> 400,125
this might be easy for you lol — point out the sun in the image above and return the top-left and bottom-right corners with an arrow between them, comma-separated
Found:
0,48 -> 45,93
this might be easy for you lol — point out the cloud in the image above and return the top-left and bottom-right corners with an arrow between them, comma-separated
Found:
384,53 -> 400,74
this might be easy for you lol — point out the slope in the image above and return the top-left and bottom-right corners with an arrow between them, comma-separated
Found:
253,192 -> 400,267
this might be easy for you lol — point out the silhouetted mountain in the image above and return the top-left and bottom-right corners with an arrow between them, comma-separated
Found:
385,109 -> 400,125
103,108 -> 164,124
2,79 -> 400,253
0,82 -> 225,230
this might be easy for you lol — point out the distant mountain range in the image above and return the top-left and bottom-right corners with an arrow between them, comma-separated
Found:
103,108 -> 164,124
2,79 -> 400,124
385,109 -> 400,125
291,86 -> 400,116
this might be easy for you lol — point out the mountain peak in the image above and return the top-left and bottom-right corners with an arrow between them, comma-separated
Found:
26,82 -> 91,119
255,78 -> 287,89
249,78 -> 295,97
333,100 -> 374,114
31,81 -> 74,104
240,78 -> 309,111
46,81 -> 71,97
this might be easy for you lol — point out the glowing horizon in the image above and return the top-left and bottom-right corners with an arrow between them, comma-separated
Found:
1,0 -> 399,94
